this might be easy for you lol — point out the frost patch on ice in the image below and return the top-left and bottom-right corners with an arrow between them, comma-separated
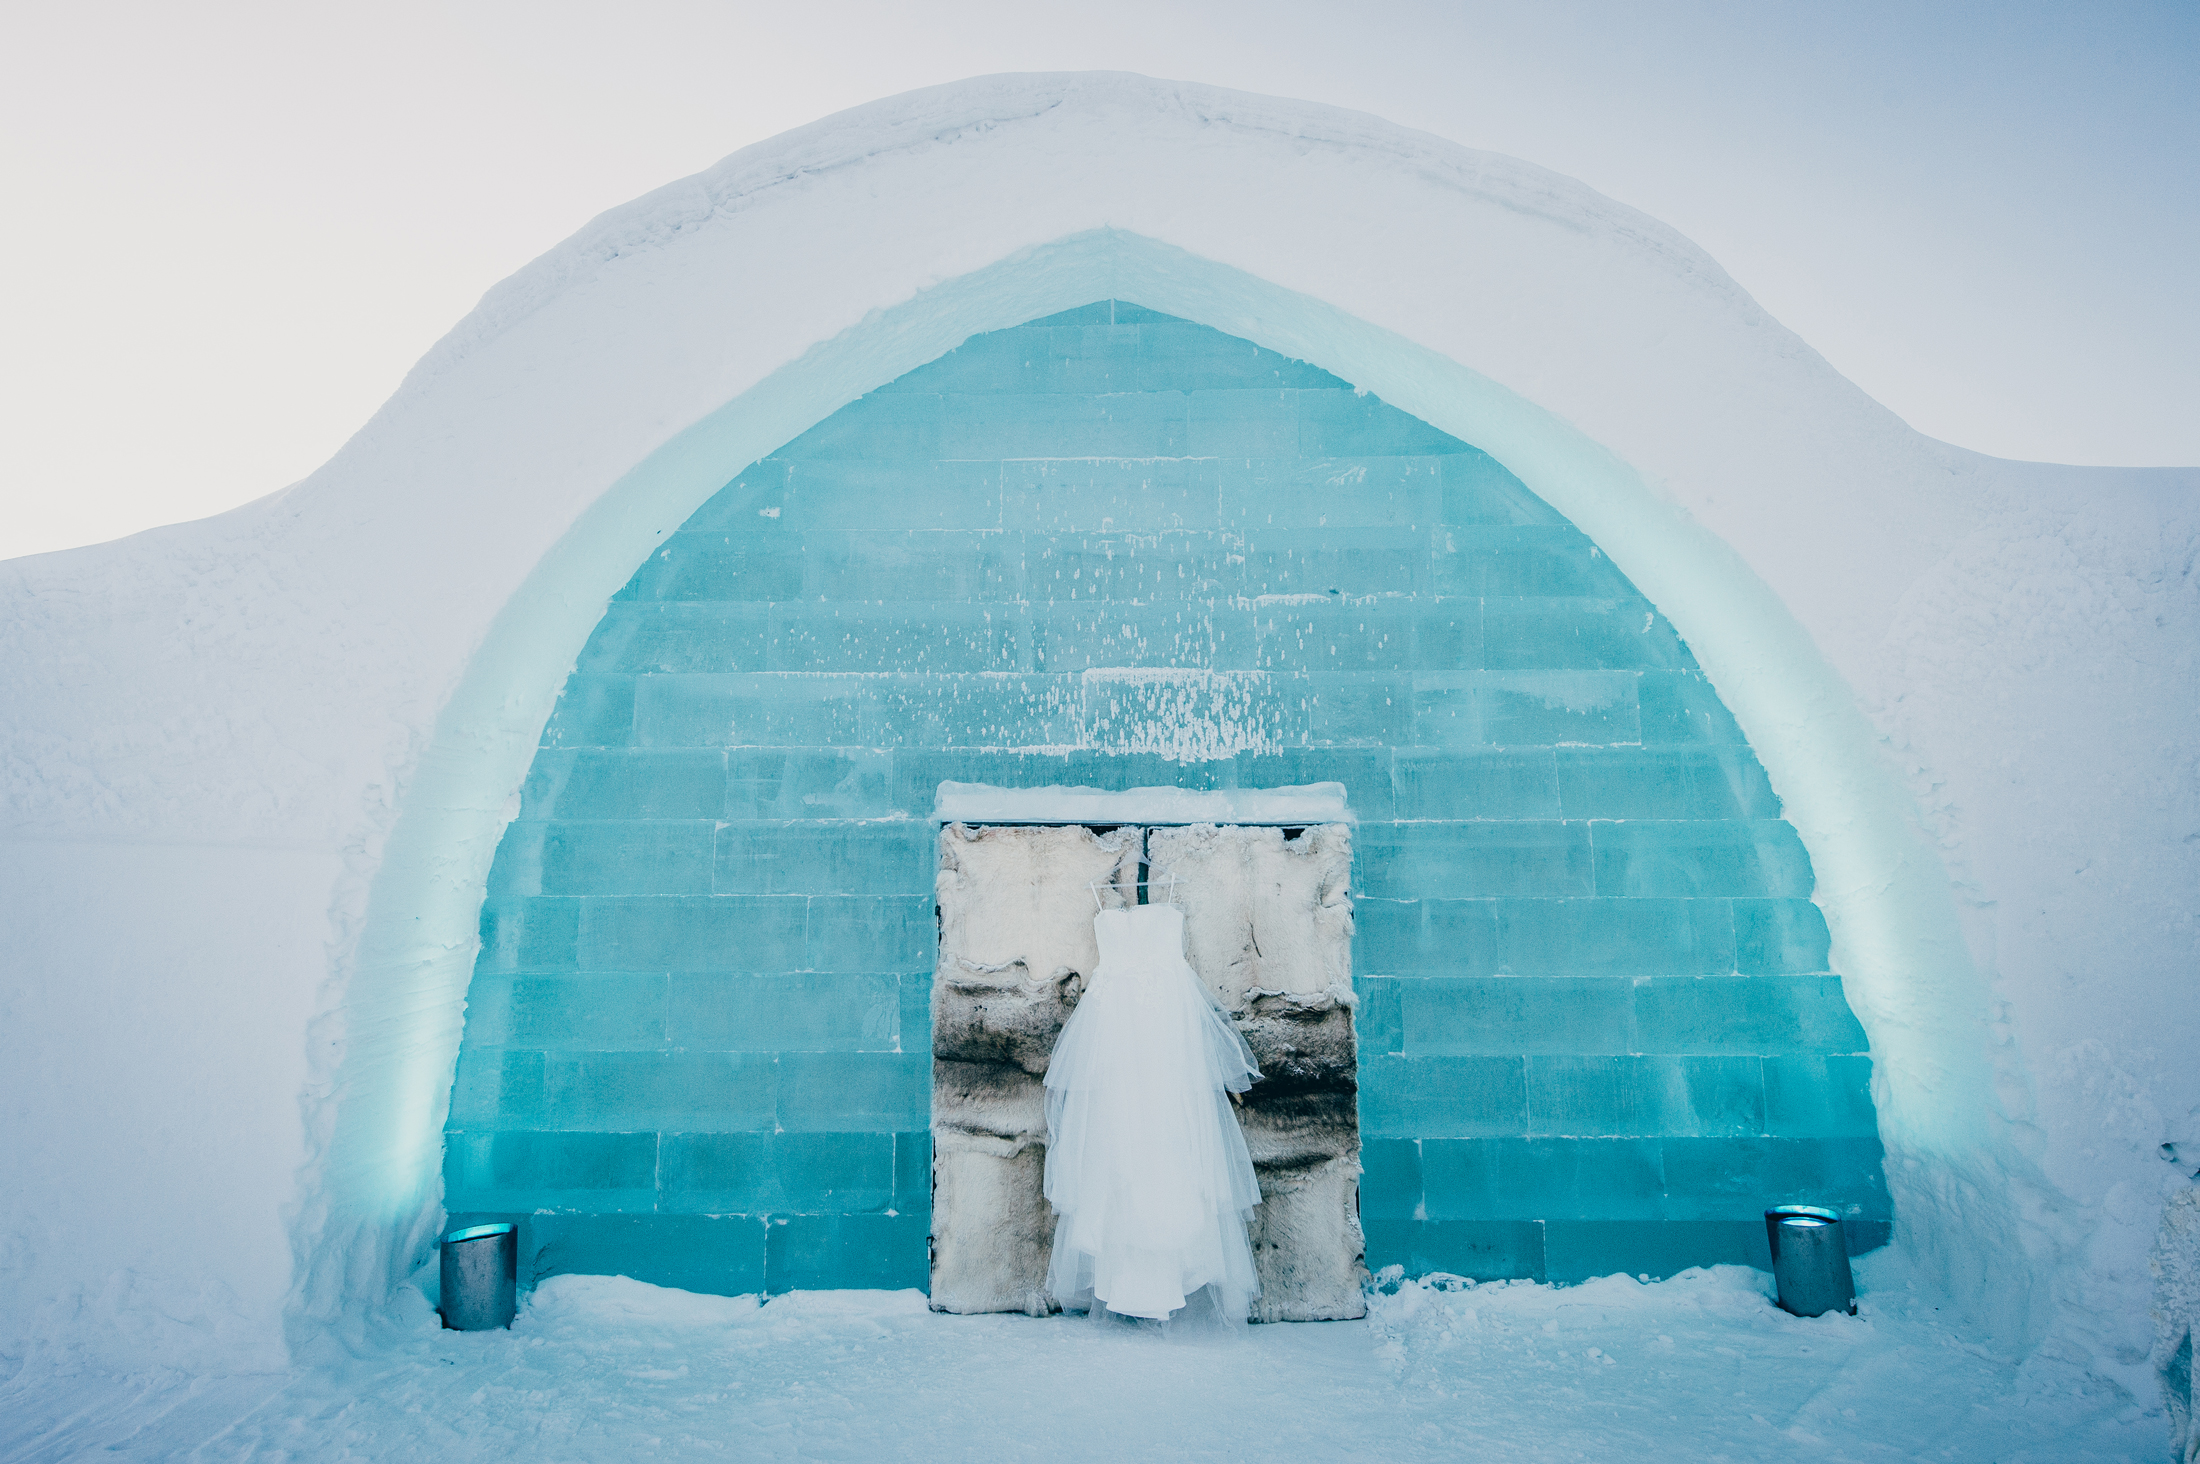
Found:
1490,669 -> 1632,713
1076,668 -> 1280,760
933,781 -> 1350,826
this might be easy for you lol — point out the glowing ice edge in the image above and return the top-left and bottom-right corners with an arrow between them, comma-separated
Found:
338,232 -> 2019,1336
338,265 -> 2009,1312
932,781 -> 1352,826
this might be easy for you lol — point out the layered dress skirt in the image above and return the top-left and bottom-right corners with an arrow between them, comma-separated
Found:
1042,903 -> 1263,1322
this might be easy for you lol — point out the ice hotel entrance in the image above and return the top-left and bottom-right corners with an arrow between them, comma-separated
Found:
931,812 -> 1362,1321
444,303 -> 1888,1300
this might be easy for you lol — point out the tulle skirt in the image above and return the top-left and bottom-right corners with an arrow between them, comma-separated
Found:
1042,946 -> 1263,1323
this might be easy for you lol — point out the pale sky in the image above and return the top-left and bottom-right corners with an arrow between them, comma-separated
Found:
2,0 -> 2193,562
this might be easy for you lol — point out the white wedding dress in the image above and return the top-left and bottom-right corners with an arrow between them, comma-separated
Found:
1043,902 -> 1263,1323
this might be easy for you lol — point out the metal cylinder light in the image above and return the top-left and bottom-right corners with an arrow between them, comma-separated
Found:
1765,1205 -> 1856,1318
439,1222 -> 518,1331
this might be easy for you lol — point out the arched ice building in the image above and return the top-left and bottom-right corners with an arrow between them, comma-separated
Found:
4,75 -> 2193,1379
446,301 -> 1882,1293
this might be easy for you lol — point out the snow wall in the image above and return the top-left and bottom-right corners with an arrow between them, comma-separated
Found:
0,74 -> 2192,1392
444,302 -> 1887,1297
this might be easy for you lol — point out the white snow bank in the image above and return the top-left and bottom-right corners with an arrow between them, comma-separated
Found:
932,781 -> 1352,826
0,71 -> 2192,1388
520,1273 -> 936,1335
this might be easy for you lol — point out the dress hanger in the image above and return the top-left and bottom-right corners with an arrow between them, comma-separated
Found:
1087,873 -> 1193,910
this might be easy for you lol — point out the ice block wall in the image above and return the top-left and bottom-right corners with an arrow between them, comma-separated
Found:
444,302 -> 1887,1292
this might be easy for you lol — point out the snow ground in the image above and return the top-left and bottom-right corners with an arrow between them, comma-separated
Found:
2,1266 -> 2156,1463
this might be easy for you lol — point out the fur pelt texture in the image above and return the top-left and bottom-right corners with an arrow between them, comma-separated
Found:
1146,823 -> 1354,1007
929,824 -> 1138,1315
1149,824 -> 1367,1321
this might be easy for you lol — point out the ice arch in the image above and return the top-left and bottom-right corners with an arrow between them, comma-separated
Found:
296,76 -> 2037,1345
443,300 -> 1890,1294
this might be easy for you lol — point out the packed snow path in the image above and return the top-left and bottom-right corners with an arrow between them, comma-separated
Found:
3,1267 -> 2156,1461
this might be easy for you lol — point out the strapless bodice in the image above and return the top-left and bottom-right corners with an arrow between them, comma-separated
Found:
1093,903 -> 1188,970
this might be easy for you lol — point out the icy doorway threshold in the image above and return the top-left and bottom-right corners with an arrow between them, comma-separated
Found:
4,1265 -> 2153,1462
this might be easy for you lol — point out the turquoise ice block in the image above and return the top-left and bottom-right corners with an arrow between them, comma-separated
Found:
445,299 -> 1887,1292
